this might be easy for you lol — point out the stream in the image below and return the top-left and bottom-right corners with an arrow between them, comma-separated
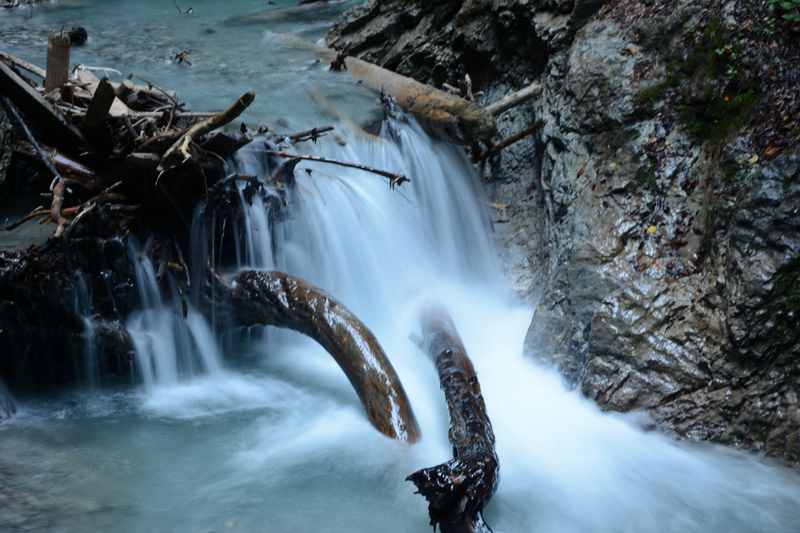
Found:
2,2 -> 800,532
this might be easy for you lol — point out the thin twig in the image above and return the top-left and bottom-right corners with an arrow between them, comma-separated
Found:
474,122 -> 542,162
266,150 -> 409,190
0,96 -> 64,189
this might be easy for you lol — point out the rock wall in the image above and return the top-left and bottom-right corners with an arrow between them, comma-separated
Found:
329,0 -> 800,464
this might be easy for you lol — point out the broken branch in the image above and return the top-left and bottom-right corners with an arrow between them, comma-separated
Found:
483,81 -> 543,117
266,150 -> 409,189
158,91 -> 255,173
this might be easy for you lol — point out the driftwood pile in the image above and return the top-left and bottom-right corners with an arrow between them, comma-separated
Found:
0,41 -> 256,239
0,33 -> 500,531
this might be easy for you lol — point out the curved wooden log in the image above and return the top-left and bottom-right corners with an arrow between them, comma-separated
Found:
407,305 -> 498,533
220,270 -> 421,443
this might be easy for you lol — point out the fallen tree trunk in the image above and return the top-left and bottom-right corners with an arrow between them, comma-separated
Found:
408,305 -> 498,533
216,270 -> 421,442
318,50 -> 496,142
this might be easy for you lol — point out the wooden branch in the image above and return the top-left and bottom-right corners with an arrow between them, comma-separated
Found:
0,61 -> 86,152
81,77 -> 115,142
266,150 -> 409,189
0,51 -> 46,78
474,122 -> 542,162
0,96 -> 65,187
484,81 -> 543,117
285,125 -> 335,144
130,110 -> 218,119
407,305 -> 498,533
158,92 -> 255,173
317,50 -> 496,141
2,206 -> 49,231
215,270 -> 421,442
51,179 -> 69,238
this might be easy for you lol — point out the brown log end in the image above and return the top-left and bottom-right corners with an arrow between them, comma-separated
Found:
407,454 -> 498,533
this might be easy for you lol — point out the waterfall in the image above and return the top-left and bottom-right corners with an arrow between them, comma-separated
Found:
73,272 -> 98,387
126,245 -> 223,387
0,378 -> 15,421
233,117 -> 502,318
110,115 -> 800,532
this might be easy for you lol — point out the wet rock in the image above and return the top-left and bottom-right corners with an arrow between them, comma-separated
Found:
330,0 -> 800,464
68,27 -> 88,46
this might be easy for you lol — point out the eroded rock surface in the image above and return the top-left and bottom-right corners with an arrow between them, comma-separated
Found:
330,0 -> 800,464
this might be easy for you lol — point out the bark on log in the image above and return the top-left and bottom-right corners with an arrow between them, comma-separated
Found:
217,270 -> 421,442
317,50 -> 496,142
81,78 -> 116,145
44,33 -> 70,92
407,305 -> 498,533
483,81 -> 543,117
0,51 -> 46,79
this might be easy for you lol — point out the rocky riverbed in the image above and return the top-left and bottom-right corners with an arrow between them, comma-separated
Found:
328,0 -> 800,465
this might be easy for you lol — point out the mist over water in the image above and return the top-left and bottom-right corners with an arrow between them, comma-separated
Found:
1,1 -> 800,532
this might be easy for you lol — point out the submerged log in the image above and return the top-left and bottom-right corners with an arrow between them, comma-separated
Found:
408,305 -> 498,533
217,270 -> 421,442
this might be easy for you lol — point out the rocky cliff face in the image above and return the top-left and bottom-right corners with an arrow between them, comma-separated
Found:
329,0 -> 800,465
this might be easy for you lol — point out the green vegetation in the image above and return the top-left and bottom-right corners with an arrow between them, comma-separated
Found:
769,0 -> 800,23
634,162 -> 659,191
634,17 -> 760,144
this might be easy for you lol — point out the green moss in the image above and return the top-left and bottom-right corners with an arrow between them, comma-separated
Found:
634,80 -> 670,109
635,163 -> 658,190
720,157 -> 741,185
679,89 -> 759,143
633,17 -> 760,144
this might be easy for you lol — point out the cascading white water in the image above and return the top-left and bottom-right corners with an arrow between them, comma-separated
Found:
73,272 -> 98,387
126,246 -> 223,387
220,116 -> 800,532
2,3 -> 798,530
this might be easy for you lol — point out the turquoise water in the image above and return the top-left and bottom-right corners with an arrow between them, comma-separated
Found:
2,2 -> 800,533
1,0 -> 375,128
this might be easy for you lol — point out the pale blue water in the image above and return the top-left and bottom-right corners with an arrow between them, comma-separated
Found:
0,0 -> 375,128
1,3 -> 800,533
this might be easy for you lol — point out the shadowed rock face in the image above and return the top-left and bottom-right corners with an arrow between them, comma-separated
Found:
330,0 -> 800,464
